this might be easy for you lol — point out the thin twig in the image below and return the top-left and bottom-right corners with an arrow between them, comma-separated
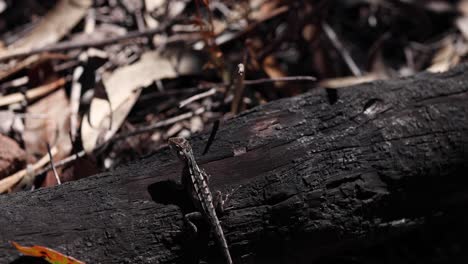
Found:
139,85 -> 213,101
202,119 -> 220,155
0,78 -> 66,107
142,76 -> 316,102
113,107 -> 206,141
231,63 -> 246,114
0,76 -> 28,92
319,74 -> 382,89
322,22 -> 362,77
47,143 -> 61,185
35,150 -> 86,177
70,66 -> 83,140
0,146 -> 57,193
244,76 -> 316,85
0,19 -> 183,62
179,88 -> 217,108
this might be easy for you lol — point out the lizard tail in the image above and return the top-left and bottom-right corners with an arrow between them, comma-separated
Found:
215,223 -> 233,264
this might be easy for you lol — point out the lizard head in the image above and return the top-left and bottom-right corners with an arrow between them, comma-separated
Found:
168,137 -> 192,161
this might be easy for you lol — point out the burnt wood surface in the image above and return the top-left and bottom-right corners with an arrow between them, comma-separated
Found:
1,65 -> 468,264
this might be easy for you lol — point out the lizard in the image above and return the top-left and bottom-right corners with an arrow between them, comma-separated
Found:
168,137 -> 233,264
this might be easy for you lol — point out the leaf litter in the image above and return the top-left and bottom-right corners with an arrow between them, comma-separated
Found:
0,0 -> 466,224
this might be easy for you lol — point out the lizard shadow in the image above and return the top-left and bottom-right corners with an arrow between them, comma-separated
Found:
148,180 -> 211,264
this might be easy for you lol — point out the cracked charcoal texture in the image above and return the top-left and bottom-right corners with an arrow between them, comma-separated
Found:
0,65 -> 468,263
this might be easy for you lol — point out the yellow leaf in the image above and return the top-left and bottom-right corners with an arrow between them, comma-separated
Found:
11,241 -> 85,264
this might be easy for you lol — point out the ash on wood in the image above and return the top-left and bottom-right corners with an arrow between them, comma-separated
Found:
1,65 -> 468,264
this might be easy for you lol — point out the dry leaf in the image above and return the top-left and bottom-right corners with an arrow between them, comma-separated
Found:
145,0 -> 165,12
459,0 -> 468,16
262,55 -> 287,87
190,116 -> 203,133
23,89 -> 71,158
0,1 -> 6,14
81,50 -> 203,152
5,0 -> 91,53
0,111 -> 24,135
11,241 -> 85,264
250,0 -> 283,21
456,16 -> 468,40
427,37 -> 460,73
22,89 -> 71,187
0,134 -> 26,179
168,1 -> 188,18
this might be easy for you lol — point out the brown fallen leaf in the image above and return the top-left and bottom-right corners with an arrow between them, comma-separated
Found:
144,0 -> 165,13
21,88 -> 71,187
459,0 -> 468,16
1,0 -> 91,58
262,55 -> 287,87
23,89 -> 71,157
0,111 -> 24,135
427,37 -> 461,73
81,50 -> 203,152
456,16 -> 468,40
0,134 -> 26,179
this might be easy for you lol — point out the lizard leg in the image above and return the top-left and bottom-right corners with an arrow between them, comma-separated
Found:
213,191 -> 225,215
184,211 -> 203,235
213,186 -> 240,214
